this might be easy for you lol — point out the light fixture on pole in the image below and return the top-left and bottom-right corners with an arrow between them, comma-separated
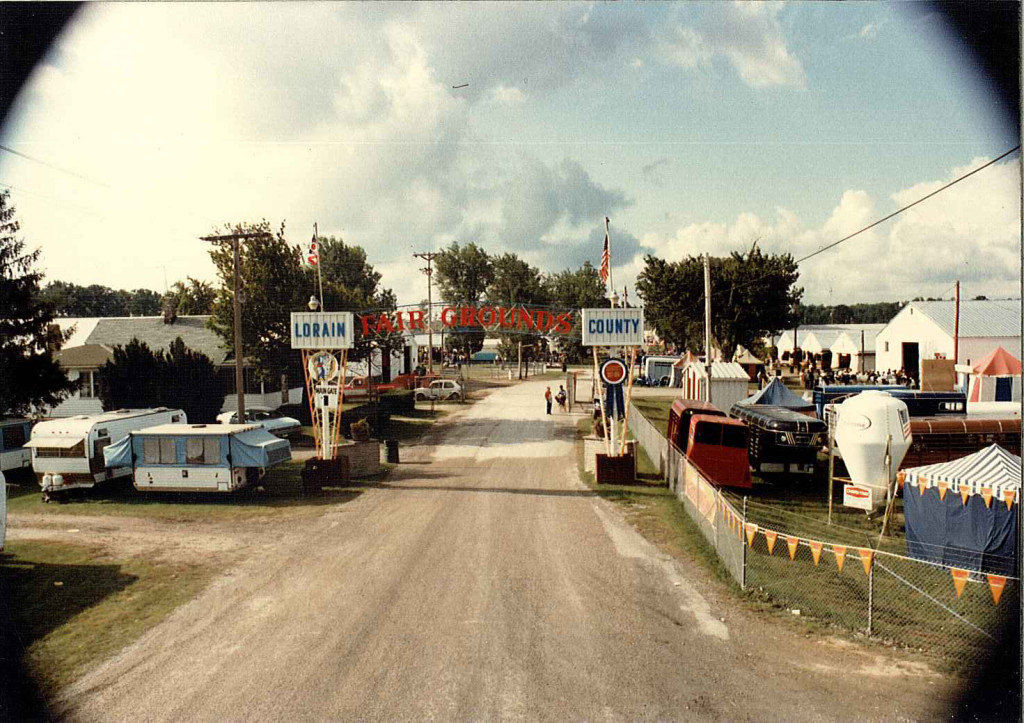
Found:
610,290 -> 620,308
308,295 -> 321,312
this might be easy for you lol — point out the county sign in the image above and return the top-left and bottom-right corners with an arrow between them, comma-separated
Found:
290,312 -> 355,350
582,308 -> 644,347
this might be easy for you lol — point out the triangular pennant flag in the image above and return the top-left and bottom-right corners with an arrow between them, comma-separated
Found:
960,487 -> 971,506
786,536 -> 799,560
745,523 -> 757,548
809,541 -> 823,566
951,568 -> 970,598
986,575 -> 1007,605
737,519 -> 744,542
917,479 -> 927,496
1005,490 -> 1015,511
833,546 -> 847,573
981,488 -> 993,509
937,481 -> 949,501
858,548 -> 874,575
764,530 -> 778,555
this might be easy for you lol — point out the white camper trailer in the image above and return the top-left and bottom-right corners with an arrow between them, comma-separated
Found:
27,408 -> 186,496
103,424 -> 291,493
0,418 -> 33,474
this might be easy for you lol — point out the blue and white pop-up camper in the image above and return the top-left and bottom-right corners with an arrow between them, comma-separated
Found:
898,444 -> 1020,575
104,423 -> 291,493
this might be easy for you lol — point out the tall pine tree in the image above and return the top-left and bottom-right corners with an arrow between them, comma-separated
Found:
0,190 -> 76,416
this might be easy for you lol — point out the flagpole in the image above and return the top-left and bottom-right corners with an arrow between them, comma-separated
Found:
314,223 -> 325,313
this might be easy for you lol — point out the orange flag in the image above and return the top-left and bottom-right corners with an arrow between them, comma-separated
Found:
764,530 -> 778,555
986,575 -> 1007,605
745,523 -> 757,548
951,568 -> 970,598
937,481 -> 949,501
833,545 -> 847,573
808,541 -> 823,566
981,488 -> 993,509
858,548 -> 874,575
786,536 -> 799,560
960,487 -> 971,506
1005,490 -> 1015,511
917,479 -> 927,496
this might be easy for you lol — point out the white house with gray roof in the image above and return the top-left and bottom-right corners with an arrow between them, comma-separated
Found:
875,299 -> 1022,377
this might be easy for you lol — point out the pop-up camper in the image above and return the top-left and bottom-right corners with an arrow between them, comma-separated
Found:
104,423 -> 291,493
27,408 -> 186,496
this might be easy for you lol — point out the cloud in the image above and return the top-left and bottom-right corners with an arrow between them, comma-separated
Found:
662,2 -> 805,88
641,157 -> 669,186
634,157 -> 1021,303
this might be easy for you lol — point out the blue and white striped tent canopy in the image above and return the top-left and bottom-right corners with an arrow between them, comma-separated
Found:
900,444 -> 1021,501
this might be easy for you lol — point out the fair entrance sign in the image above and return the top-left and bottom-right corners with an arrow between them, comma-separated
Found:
290,312 -> 355,461
582,307 -> 644,462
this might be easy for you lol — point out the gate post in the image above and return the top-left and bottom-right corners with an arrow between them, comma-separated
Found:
867,561 -> 874,635
741,496 -> 748,591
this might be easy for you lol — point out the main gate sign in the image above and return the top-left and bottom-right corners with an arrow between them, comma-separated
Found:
290,312 -> 354,349
582,308 -> 644,347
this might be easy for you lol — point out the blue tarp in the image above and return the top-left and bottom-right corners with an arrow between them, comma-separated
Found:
735,378 -> 814,412
229,427 -> 291,467
103,435 -> 133,468
471,351 -> 499,362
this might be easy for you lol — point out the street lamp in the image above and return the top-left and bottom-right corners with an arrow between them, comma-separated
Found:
308,295 -> 321,312
610,290 -> 620,308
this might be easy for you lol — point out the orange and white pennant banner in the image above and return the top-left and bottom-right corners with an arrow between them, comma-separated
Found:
786,536 -> 799,560
858,548 -> 874,575
951,568 -> 970,598
937,481 -> 949,501
960,487 -> 971,506
917,478 -> 928,496
745,523 -> 758,548
981,488 -> 993,509
1005,490 -> 1015,511
833,545 -> 847,573
986,575 -> 1007,605
764,530 -> 778,555
808,540 -> 823,566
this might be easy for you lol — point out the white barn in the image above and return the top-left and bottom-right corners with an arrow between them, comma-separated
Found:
875,300 -> 1021,377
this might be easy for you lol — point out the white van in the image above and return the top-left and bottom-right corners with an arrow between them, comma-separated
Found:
27,408 -> 186,496
0,418 -> 33,474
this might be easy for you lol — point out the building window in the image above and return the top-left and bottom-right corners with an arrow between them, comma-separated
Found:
79,370 -> 96,398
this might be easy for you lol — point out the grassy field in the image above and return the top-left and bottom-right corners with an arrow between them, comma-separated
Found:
5,461 -> 360,522
1,540 -> 215,693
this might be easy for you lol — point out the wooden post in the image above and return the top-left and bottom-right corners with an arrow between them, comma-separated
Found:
301,350 -> 322,459
703,254 -> 713,404
827,417 -> 835,525
619,347 -> 639,456
331,349 -> 347,461
594,346 -> 611,456
953,280 -> 960,364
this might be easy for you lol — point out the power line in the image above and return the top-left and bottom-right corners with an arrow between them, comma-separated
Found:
0,143 -> 110,188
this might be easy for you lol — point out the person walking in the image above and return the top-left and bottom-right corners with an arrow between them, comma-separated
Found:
544,387 -> 553,415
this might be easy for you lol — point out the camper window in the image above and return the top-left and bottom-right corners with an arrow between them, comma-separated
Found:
693,422 -> 720,446
186,438 -> 204,464
36,441 -> 85,458
144,438 -> 177,464
203,438 -> 220,464
721,425 -> 747,449
160,438 -> 176,463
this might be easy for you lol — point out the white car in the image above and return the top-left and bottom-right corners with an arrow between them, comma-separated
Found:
414,379 -> 463,402
217,406 -> 302,439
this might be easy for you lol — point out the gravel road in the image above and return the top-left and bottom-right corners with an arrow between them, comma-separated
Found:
56,379 -> 956,722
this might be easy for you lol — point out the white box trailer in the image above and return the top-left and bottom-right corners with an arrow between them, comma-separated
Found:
0,418 -> 33,474
103,423 -> 291,493
27,408 -> 186,495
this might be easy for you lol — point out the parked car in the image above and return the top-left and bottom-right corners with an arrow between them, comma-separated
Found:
216,406 -> 302,439
376,373 -> 441,393
414,379 -> 464,402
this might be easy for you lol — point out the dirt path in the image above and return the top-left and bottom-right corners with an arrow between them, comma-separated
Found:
52,381 -> 958,722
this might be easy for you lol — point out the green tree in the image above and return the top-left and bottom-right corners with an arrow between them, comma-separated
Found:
434,242 -> 494,358
545,261 -> 608,362
97,338 -> 165,410
164,337 -> 225,423
164,278 -> 216,315
129,289 -> 162,316
636,248 -> 802,359
207,221 -> 306,383
0,190 -> 77,415
38,281 -> 164,317
487,253 -> 550,363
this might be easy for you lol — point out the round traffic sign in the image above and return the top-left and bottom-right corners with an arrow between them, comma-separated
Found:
600,358 -> 628,386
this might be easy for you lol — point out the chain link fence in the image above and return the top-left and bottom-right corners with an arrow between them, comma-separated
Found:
628,401 -> 1019,664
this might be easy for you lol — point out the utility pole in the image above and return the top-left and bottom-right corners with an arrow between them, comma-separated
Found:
703,254 -> 713,404
200,231 -> 272,425
953,280 -> 961,364
414,252 -> 439,375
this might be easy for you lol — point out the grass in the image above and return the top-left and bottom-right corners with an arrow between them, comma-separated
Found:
385,407 -> 450,443
0,540 -> 215,693
631,398 -> 673,436
6,461 -> 360,522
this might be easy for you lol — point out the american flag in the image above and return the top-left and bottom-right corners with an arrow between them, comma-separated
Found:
305,235 -> 319,267
599,217 -> 610,283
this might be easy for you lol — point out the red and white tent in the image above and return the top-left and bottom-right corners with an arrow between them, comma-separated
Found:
966,346 -> 1021,403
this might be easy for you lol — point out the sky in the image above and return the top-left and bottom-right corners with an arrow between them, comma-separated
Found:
0,2 -> 1019,308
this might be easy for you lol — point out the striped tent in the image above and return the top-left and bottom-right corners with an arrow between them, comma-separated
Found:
899,444 -> 1020,504
900,445 -> 1019,574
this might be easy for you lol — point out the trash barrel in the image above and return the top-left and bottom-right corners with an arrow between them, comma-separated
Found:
385,439 -> 400,463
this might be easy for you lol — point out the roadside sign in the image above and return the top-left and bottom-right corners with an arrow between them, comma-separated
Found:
600,358 -> 628,386
582,308 -> 644,347
291,312 -> 354,350
843,483 -> 878,511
